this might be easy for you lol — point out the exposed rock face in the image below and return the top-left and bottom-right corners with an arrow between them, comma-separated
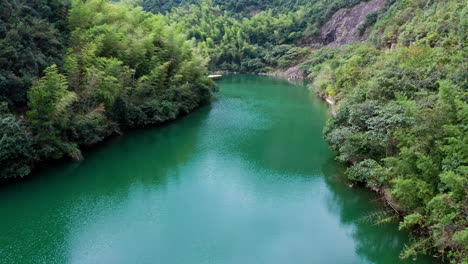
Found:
283,65 -> 305,79
260,65 -> 306,79
314,0 -> 386,47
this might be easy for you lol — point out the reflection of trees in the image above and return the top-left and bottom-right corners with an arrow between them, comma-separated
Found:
80,105 -> 210,191
232,75 -> 331,176
0,106 -> 209,263
321,158 -> 436,264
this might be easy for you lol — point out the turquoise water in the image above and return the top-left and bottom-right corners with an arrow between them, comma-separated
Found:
0,75 -> 437,264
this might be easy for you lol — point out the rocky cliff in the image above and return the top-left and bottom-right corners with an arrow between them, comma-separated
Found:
312,0 -> 386,47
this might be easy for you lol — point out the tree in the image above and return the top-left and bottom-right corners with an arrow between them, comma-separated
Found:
0,102 -> 33,178
27,65 -> 78,160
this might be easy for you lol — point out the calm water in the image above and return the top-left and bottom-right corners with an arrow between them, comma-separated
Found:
0,75 -> 436,264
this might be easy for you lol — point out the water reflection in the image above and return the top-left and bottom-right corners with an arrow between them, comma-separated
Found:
0,75 -> 438,264
321,158 -> 436,264
0,106 -> 208,264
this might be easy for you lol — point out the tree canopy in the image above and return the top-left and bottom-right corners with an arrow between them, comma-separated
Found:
1,0 -> 215,178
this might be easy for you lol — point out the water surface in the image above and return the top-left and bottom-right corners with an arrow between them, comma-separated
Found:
0,75 -> 436,264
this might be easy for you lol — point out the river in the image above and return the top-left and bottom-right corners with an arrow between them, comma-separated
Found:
0,75 -> 436,264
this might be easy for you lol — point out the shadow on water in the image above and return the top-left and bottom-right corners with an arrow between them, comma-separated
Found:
221,75 -> 438,264
321,158 -> 437,264
0,105 -> 211,264
217,75 -> 330,176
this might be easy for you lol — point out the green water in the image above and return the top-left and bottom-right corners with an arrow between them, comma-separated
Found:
0,75 -> 437,264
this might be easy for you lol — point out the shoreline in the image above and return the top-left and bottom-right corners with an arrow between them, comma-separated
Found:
0,101 -> 211,184
1,73 -> 441,262
217,72 -> 424,254
215,71 -> 338,116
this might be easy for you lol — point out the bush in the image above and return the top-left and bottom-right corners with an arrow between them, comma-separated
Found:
0,103 -> 33,178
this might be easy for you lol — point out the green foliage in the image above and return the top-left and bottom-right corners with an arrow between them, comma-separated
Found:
0,102 -> 33,178
157,0 -> 367,72
358,11 -> 379,34
453,229 -> 468,247
346,159 -> 387,188
112,96 -> 130,129
306,0 -> 468,261
143,0 -> 365,23
399,213 -> 423,230
0,0 -> 67,105
27,65 -> 78,160
2,0 -> 214,173
64,0 -> 214,145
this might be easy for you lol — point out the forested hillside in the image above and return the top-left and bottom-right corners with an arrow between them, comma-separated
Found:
142,0 -> 353,18
0,0 -> 215,178
0,0 -> 466,262
303,1 -> 467,262
0,0 -> 68,106
147,0 -> 367,72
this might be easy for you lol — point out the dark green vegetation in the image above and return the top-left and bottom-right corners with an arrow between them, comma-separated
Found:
0,75 -> 437,264
143,0 -> 364,20
0,0 -> 215,178
1,0 -> 466,262
304,1 -> 467,262
160,0 -> 365,72
0,0 -> 68,105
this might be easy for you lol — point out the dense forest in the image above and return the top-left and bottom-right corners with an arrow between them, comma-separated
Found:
160,0 -> 366,72
0,0 -> 215,178
306,1 -> 467,262
0,0 -> 466,262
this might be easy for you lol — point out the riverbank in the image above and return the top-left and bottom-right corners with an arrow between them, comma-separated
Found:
0,74 -> 437,264
1,97 -> 214,182
214,64 -> 307,80
216,73 -> 442,262
213,70 -> 339,117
